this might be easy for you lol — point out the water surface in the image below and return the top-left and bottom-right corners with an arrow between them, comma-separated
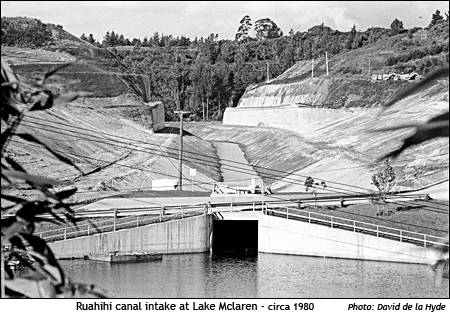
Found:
61,253 -> 449,298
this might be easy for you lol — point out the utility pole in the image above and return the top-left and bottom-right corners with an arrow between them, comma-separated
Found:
311,58 -> 314,78
202,100 -> 205,122
174,110 -> 190,190
1,237 -> 4,297
325,52 -> 329,76
266,61 -> 270,83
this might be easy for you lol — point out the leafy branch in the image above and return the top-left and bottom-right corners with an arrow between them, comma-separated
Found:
1,60 -> 106,298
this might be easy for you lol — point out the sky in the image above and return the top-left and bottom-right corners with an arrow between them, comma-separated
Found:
1,1 -> 449,41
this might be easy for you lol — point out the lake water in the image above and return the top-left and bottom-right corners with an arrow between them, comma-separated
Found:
60,252 -> 449,298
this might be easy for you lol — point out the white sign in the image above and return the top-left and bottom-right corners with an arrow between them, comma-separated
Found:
189,168 -> 197,177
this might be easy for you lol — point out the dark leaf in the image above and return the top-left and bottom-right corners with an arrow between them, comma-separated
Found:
5,278 -> 57,298
382,67 -> 449,109
1,221 -> 26,240
4,156 -> 27,172
378,111 -> 449,160
14,133 -> 83,173
1,194 -> 27,204
54,91 -> 93,105
40,62 -> 73,85
2,170 -> 60,187
28,90 -> 53,111
21,234 -> 65,285
15,201 -> 66,226
54,187 -> 78,200
9,236 -> 26,250
33,216 -> 63,225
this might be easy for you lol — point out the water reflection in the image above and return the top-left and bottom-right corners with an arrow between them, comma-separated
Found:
60,253 -> 448,298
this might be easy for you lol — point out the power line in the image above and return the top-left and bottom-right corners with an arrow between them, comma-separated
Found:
8,138 -> 449,229
18,117 -> 449,209
22,116 -> 449,192
9,129 -> 449,216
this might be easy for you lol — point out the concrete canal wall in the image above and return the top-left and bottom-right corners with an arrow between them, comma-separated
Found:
50,215 -> 212,259
258,215 -> 440,264
50,211 -> 441,264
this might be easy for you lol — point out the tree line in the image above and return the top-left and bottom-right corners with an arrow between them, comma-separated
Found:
1,11 -> 448,121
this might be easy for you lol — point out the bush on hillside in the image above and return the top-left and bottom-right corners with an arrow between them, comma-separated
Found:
1,17 -> 53,47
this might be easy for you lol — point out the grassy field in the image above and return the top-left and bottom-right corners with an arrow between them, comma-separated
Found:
296,200 -> 448,237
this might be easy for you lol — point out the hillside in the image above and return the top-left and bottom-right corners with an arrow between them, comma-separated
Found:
3,93 -> 222,205
223,28 -> 449,196
1,18 -> 223,204
1,15 -> 448,202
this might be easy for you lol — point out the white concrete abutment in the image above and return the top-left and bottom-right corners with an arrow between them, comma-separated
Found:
49,212 -> 440,264
50,214 -> 212,259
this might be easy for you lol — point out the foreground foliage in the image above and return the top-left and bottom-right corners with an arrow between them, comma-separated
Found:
0,60 -> 106,298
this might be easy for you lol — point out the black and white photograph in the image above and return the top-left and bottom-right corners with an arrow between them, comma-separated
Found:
0,0 -> 449,303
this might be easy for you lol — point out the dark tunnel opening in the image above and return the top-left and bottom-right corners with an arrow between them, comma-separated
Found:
212,220 -> 258,257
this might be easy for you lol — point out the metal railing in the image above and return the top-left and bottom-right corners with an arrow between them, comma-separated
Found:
38,206 -> 207,242
37,200 -> 263,242
264,205 -> 448,249
37,200 -> 447,250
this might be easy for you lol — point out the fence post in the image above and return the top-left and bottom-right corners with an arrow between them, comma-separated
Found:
136,216 -> 139,227
252,202 -> 255,212
160,211 -> 162,222
231,201 -> 233,212
113,209 -> 118,232
353,221 -> 355,232
39,233 -> 43,239
400,230 -> 402,242
308,211 -> 310,223
64,228 -> 67,240
331,216 -> 333,228
87,225 -> 90,236
424,235 -> 427,247
286,207 -> 289,219
180,205 -> 184,218
376,225 -> 379,237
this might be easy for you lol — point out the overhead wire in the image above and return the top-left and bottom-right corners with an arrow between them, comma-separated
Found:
22,115 -> 449,196
15,116 -> 448,205
9,133 -> 449,216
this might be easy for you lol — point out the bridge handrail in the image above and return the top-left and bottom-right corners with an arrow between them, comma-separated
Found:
37,201 -> 448,249
38,206 -> 207,241
266,205 -> 448,248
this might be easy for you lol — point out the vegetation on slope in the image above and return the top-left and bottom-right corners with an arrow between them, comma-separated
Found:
2,11 -> 448,120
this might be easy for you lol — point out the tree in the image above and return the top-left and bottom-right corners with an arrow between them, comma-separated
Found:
429,10 -> 444,27
80,33 -> 88,41
142,36 -> 149,47
118,34 -> 125,46
390,18 -> 404,35
371,159 -> 396,215
102,31 -> 111,47
87,34 -> 97,46
304,176 -> 314,192
344,25 -> 357,49
235,15 -> 252,41
254,18 -> 283,40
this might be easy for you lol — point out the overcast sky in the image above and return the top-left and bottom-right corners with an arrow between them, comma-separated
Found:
2,1 -> 449,40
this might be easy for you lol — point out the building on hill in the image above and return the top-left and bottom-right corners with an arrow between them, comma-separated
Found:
149,101 -> 165,132
371,72 -> 422,82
